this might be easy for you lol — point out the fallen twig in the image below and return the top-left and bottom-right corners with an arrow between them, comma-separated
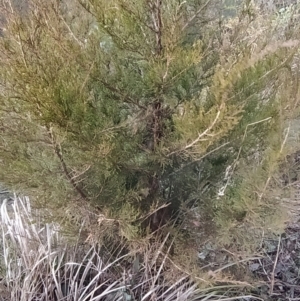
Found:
269,235 -> 281,295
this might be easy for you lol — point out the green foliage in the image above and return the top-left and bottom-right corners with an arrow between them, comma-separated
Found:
0,0 -> 299,255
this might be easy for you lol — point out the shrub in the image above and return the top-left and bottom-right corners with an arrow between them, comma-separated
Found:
0,0 -> 299,265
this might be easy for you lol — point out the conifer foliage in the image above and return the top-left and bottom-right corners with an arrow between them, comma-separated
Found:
0,0 -> 299,244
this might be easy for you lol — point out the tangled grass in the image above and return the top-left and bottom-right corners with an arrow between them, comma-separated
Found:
0,195 -> 264,301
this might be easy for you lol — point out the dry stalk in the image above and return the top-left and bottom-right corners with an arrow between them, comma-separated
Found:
269,234 -> 281,295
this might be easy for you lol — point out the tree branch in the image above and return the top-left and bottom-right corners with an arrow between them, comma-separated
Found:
168,110 -> 221,156
48,126 -> 88,200
148,0 -> 163,55
182,0 -> 212,32
100,80 -> 147,110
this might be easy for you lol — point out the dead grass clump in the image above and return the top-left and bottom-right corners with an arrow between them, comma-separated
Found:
0,195 -> 265,301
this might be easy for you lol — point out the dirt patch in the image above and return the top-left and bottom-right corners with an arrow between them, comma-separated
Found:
250,223 -> 300,300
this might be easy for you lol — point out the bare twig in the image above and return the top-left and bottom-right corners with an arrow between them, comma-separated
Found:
214,257 -> 262,274
100,80 -> 147,110
269,235 -> 281,295
258,124 -> 290,202
162,54 -> 174,82
16,31 -> 28,69
182,0 -> 212,32
168,110 -> 221,156
167,141 -> 230,176
138,202 -> 170,222
80,61 -> 95,95
185,110 -> 220,148
58,14 -> 84,48
219,117 -> 272,197
148,0 -> 163,55
70,164 -> 91,181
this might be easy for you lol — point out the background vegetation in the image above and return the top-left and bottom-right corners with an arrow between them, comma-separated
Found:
1,0 -> 300,299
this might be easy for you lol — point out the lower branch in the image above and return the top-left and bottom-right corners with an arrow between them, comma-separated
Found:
48,127 -> 88,200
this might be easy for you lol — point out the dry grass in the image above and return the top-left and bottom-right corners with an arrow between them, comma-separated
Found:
0,195 -> 264,301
